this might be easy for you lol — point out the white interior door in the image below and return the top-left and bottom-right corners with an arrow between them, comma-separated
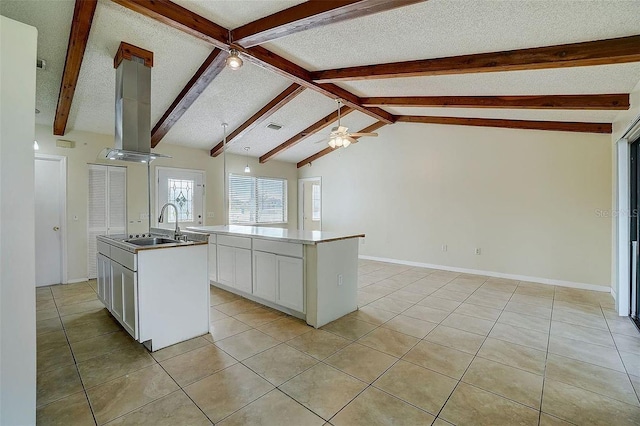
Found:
157,167 -> 205,228
299,178 -> 321,231
35,156 -> 64,286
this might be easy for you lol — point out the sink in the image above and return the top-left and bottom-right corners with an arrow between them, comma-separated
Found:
125,237 -> 181,246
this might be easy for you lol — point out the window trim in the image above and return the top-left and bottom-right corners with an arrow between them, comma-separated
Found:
228,173 -> 288,225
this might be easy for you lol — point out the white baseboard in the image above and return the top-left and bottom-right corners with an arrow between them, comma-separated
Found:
359,255 -> 611,293
66,277 -> 89,284
610,287 -> 617,302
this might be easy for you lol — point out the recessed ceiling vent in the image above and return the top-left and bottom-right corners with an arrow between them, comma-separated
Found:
266,123 -> 283,131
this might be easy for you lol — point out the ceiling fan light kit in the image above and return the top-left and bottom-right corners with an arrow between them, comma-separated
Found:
326,99 -> 378,149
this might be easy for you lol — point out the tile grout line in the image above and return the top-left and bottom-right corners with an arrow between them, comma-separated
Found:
538,284 -> 556,426
51,282 -> 100,426
430,275 -> 503,422
599,303 -> 640,406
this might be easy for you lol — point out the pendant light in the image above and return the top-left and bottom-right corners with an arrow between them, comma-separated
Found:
244,147 -> 251,173
226,49 -> 243,70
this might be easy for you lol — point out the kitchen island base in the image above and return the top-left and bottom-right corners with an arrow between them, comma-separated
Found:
194,226 -> 362,328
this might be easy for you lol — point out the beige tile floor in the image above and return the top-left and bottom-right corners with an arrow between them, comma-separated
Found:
36,260 -> 640,425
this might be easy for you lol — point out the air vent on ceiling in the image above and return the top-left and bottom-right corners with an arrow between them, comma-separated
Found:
266,123 -> 283,131
36,59 -> 46,70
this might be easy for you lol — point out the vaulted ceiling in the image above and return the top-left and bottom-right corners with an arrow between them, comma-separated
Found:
2,0 -> 640,167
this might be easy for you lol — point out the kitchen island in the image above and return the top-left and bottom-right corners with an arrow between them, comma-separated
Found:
96,232 -> 209,351
188,225 -> 364,327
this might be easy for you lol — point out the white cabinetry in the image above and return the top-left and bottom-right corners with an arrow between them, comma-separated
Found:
96,242 -> 138,340
96,253 -> 111,309
208,235 -> 217,282
253,251 -> 277,302
276,255 -> 304,312
111,261 -> 137,338
216,236 -> 252,293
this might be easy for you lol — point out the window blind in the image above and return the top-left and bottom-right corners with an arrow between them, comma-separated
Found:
229,174 -> 287,224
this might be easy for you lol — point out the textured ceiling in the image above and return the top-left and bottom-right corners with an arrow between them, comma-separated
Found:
2,0 -> 640,164
172,0 -> 305,29
0,0 -> 75,127
163,61 -> 291,150
222,89 -> 338,157
264,0 -> 640,71
68,0 -> 213,135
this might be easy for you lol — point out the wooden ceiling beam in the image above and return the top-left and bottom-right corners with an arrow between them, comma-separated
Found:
297,121 -> 386,168
260,106 -> 354,163
231,0 -> 427,48
209,84 -> 305,157
396,115 -> 611,134
111,0 -> 230,49
311,35 -> 640,83
111,0 -> 394,125
53,0 -> 98,136
362,94 -> 630,110
151,49 -> 226,147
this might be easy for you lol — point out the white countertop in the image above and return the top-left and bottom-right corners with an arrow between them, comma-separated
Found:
186,225 -> 365,245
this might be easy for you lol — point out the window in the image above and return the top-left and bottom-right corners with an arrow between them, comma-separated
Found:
167,178 -> 194,222
312,183 -> 321,221
229,174 -> 287,224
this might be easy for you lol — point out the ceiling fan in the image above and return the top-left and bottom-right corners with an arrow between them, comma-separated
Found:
315,99 -> 379,148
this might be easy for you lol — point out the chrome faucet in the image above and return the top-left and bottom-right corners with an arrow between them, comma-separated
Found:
158,203 -> 182,240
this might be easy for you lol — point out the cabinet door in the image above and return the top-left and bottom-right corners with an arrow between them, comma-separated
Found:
234,248 -> 252,294
208,243 -> 217,282
111,262 -> 124,322
121,267 -> 137,339
253,251 -> 277,302
96,254 -> 112,310
276,256 -> 304,312
217,245 -> 235,286
97,254 -> 105,303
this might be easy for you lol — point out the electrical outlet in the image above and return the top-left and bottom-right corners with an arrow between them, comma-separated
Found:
475,248 -> 481,255
442,244 -> 447,252
139,212 -> 149,220
337,274 -> 343,286
207,212 -> 215,218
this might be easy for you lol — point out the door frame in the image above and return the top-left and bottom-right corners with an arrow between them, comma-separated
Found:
298,177 -> 322,231
615,114 -> 640,316
35,153 -> 68,284
155,166 -> 206,227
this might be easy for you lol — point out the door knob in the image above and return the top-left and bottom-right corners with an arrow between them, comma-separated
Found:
53,226 -> 60,231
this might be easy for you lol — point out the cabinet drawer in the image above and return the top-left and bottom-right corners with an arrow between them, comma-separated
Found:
218,235 -> 251,250
254,238 -> 302,258
111,246 -> 136,271
97,240 -> 111,257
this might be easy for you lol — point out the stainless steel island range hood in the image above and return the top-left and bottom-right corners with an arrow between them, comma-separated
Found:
99,43 -> 170,163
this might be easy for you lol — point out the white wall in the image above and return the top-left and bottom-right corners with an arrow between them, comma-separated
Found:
300,123 -> 612,288
34,125 -> 298,281
0,16 -> 37,426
